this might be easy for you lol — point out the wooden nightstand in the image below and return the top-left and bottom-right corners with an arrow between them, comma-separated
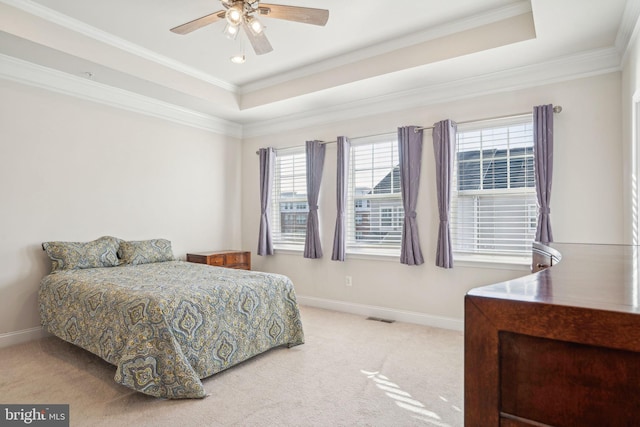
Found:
186,250 -> 251,270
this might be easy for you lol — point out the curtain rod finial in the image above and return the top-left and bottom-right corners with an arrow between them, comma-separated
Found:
553,105 -> 562,113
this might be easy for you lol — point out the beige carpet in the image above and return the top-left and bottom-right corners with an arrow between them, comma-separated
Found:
0,306 -> 464,427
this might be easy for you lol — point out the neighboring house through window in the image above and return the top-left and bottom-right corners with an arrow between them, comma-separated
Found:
451,116 -> 537,262
347,135 -> 403,254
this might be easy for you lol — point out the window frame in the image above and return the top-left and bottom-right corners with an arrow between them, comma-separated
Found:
451,116 -> 538,266
346,135 -> 404,257
270,147 -> 308,250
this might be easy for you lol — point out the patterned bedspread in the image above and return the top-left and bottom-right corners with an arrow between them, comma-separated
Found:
38,261 -> 304,399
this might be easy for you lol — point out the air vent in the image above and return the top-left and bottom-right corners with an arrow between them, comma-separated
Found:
366,316 -> 395,324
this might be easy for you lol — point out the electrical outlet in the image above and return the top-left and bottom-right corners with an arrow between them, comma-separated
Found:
345,276 -> 352,287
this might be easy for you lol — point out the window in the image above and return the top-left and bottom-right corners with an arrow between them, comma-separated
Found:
347,136 -> 403,253
451,117 -> 537,261
271,149 -> 308,247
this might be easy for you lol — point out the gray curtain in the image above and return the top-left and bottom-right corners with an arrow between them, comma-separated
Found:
257,147 -> 275,256
332,136 -> 350,261
433,120 -> 456,269
534,104 -> 554,243
304,140 -> 326,259
398,126 -> 425,265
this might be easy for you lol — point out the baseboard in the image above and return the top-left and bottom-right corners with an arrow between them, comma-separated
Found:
296,295 -> 464,331
0,326 -> 50,349
0,300 -> 462,349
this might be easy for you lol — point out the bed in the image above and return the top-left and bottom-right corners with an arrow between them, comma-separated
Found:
38,236 -> 304,399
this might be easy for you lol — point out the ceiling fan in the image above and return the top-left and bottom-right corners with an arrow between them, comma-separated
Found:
170,0 -> 329,57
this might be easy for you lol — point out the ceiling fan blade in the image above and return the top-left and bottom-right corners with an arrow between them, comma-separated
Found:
258,4 -> 329,26
170,11 -> 226,35
242,22 -> 274,55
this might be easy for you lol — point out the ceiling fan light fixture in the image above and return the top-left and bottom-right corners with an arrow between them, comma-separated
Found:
230,54 -> 246,64
225,4 -> 244,26
246,16 -> 264,35
223,23 -> 239,40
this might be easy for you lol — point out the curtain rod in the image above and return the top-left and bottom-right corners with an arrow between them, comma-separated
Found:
320,130 -> 397,146
413,105 -> 563,132
254,131 -> 396,155
255,105 -> 563,154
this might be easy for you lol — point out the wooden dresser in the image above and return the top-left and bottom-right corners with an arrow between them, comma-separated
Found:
186,250 -> 251,270
465,243 -> 640,426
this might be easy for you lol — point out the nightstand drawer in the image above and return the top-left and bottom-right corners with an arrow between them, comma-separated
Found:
186,250 -> 251,270
226,252 -> 247,265
208,254 -> 225,266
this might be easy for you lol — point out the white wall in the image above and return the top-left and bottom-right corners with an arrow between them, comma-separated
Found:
622,21 -> 640,243
241,72 -> 624,327
0,81 -> 242,340
0,67 -> 627,342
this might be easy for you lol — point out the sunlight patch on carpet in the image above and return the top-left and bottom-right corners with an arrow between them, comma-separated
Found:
361,370 -> 453,427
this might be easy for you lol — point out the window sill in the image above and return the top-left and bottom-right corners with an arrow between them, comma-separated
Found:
346,248 -> 400,262
274,245 -> 304,255
272,245 -> 401,261
453,253 -> 532,271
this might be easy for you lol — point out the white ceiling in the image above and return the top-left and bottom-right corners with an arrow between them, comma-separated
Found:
0,0 -> 636,136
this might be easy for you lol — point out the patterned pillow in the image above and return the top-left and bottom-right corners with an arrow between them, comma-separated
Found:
118,239 -> 175,265
42,236 -> 120,272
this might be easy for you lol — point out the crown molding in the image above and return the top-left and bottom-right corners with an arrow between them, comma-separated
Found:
242,47 -> 622,138
0,0 -> 238,93
239,0 -> 533,93
617,0 -> 640,65
0,54 -> 243,138
0,44 -> 621,141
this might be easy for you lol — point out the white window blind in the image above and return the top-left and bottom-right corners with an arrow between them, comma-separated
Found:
271,149 -> 308,247
347,136 -> 403,253
451,117 -> 537,260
